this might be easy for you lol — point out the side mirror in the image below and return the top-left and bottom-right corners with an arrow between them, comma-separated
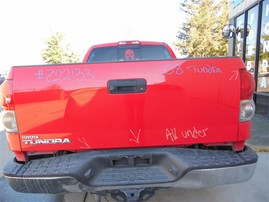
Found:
245,24 -> 251,37
222,24 -> 236,38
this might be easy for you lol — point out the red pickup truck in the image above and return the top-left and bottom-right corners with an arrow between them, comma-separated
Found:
0,41 -> 257,201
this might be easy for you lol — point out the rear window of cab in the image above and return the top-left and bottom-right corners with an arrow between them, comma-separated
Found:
87,45 -> 171,63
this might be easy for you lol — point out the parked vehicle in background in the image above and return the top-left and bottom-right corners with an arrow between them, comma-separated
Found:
0,71 -> 7,85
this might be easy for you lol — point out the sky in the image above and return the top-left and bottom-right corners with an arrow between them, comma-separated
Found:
0,0 -> 183,71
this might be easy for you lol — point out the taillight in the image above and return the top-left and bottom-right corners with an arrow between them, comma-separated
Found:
240,100 -> 255,122
2,110 -> 18,132
240,69 -> 255,100
0,68 -> 18,132
0,80 -> 14,110
240,69 -> 255,122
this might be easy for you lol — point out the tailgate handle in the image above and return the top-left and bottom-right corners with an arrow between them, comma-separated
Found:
108,79 -> 147,94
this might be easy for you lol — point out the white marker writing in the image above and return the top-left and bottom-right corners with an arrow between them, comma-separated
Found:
129,129 -> 141,144
166,128 -> 178,142
77,137 -> 91,149
229,70 -> 239,81
181,127 -> 208,139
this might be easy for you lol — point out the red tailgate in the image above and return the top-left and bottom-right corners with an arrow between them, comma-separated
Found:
12,58 -> 243,151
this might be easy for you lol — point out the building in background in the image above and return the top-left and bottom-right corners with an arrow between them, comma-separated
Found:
229,0 -> 269,119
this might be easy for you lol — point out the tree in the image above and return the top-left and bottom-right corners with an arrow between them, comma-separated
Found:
175,0 -> 229,57
41,32 -> 79,64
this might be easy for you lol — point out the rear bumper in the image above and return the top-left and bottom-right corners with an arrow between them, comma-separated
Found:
3,146 -> 258,194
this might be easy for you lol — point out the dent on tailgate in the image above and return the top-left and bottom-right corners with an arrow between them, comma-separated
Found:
12,58 -> 242,151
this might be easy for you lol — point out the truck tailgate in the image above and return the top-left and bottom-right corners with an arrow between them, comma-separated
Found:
12,58 -> 243,151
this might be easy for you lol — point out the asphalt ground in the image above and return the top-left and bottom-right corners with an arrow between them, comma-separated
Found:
0,116 -> 268,202
247,116 -> 269,150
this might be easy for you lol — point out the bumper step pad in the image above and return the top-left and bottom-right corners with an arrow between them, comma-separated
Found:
4,146 -> 258,194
